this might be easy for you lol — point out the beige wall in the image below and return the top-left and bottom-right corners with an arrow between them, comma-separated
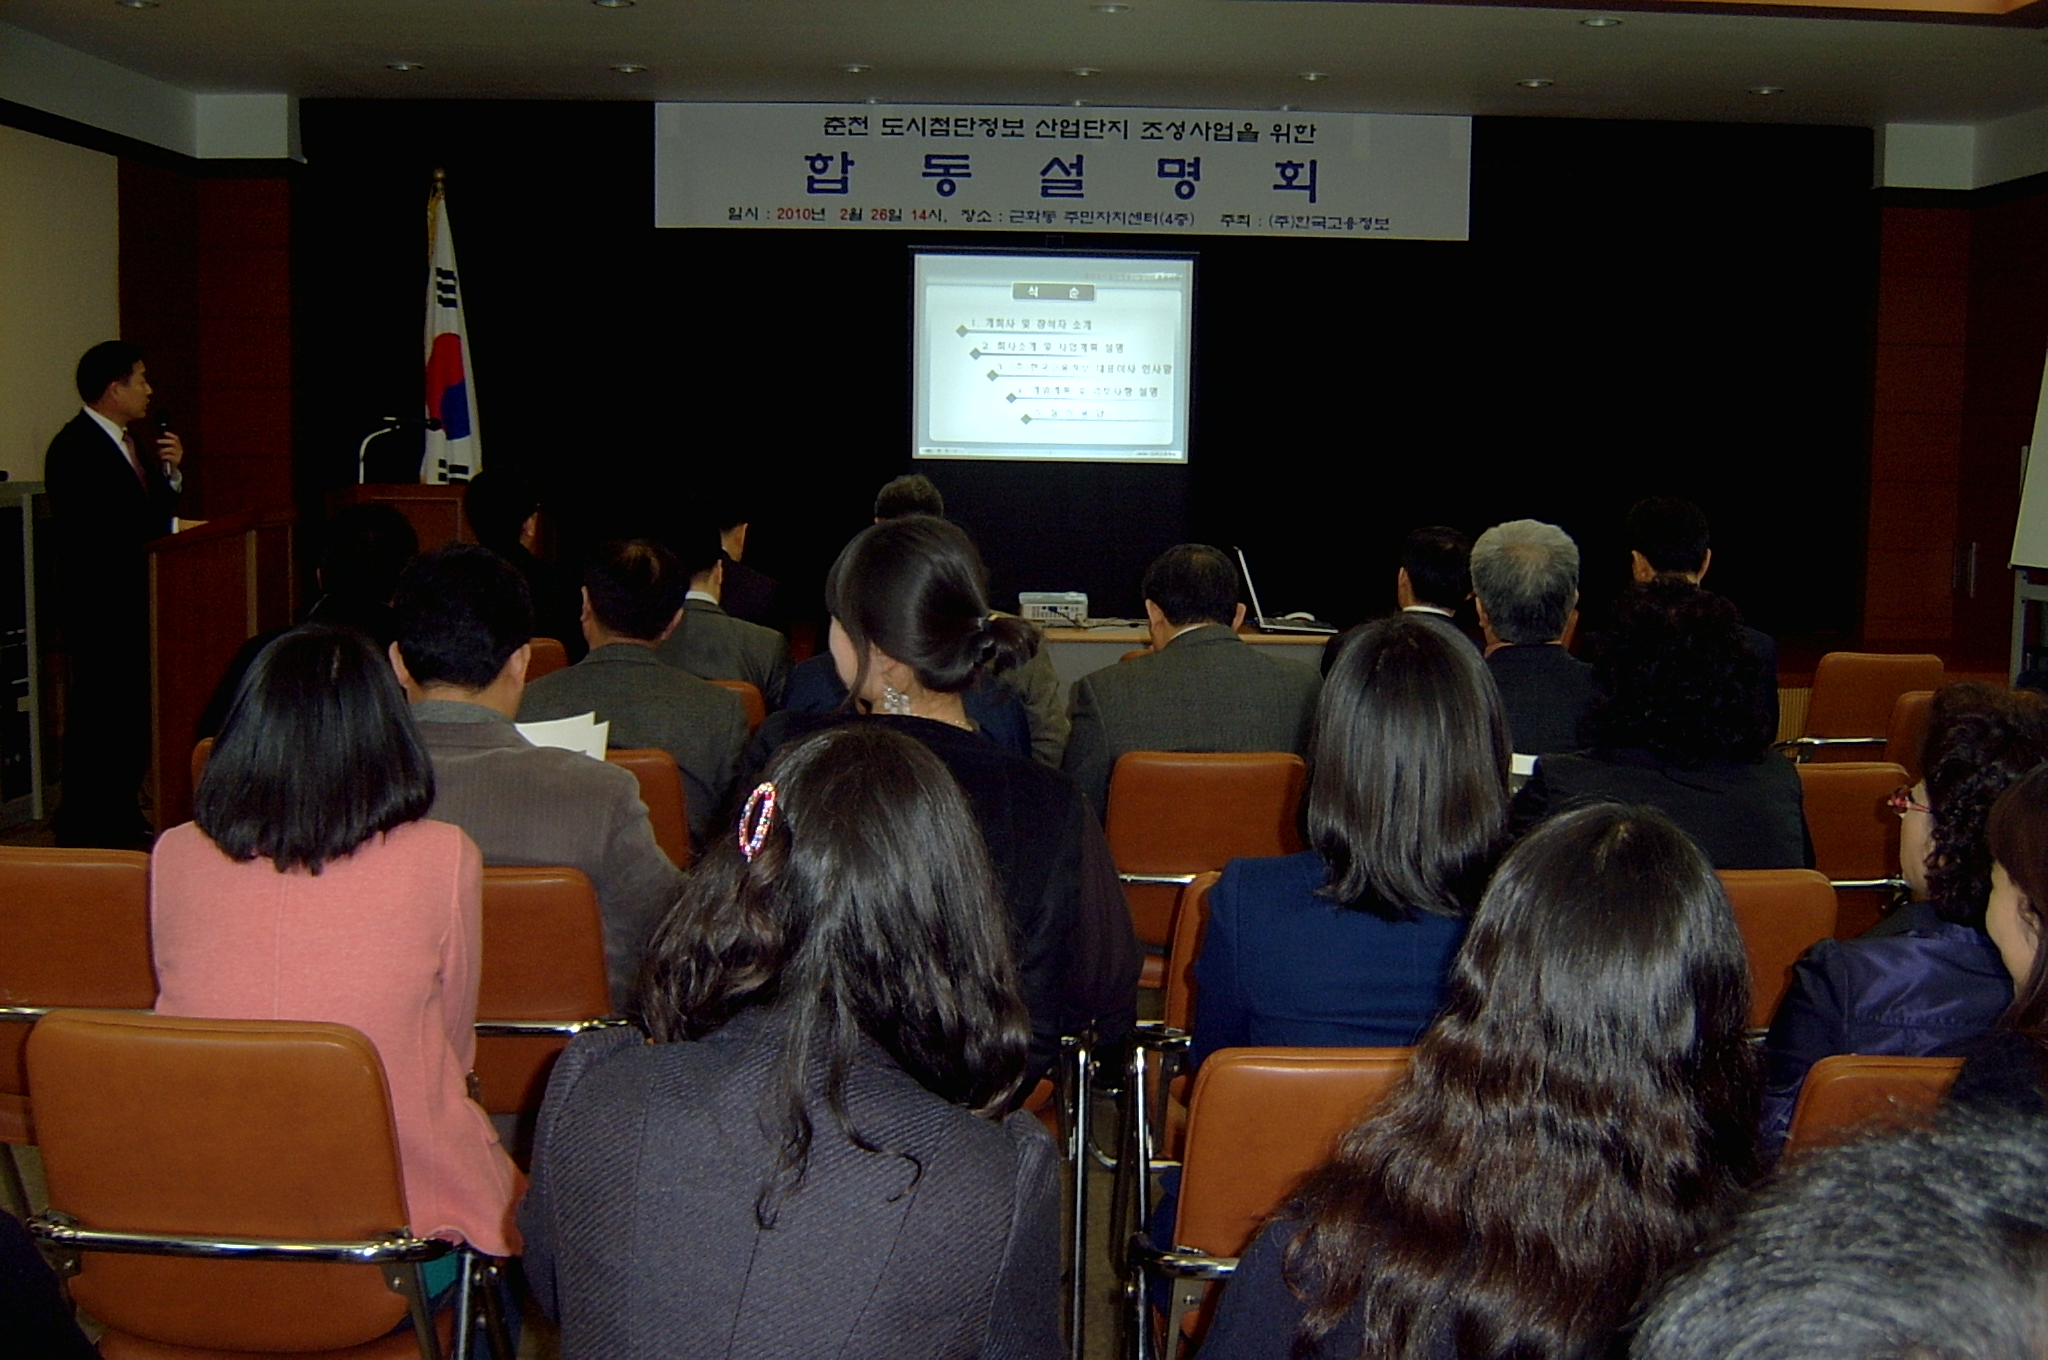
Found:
0,123 -> 118,483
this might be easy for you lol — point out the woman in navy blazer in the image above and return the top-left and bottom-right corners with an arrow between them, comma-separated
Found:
1190,612 -> 1513,1072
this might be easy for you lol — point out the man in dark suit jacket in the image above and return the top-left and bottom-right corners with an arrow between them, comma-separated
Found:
1062,543 -> 1321,815
519,538 -> 749,846
1321,524 -> 1481,674
1626,496 -> 1780,743
43,341 -> 183,847
655,519 -> 790,709
392,544 -> 683,1008
1470,518 -> 1599,757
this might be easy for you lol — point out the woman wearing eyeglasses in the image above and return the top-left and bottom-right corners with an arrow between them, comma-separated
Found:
1758,682 -> 2048,1158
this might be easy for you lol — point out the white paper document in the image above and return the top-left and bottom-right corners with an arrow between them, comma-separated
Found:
514,712 -> 610,761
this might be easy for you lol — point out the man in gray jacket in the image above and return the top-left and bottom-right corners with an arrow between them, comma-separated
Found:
519,538 -> 748,847
1061,543 -> 1321,815
391,544 -> 683,1009
656,518 -> 791,709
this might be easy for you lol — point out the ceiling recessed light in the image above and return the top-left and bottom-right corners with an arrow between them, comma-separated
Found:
1070,66 -> 1101,77
1748,84 -> 1786,95
1299,71 -> 1329,82
1091,2 -> 1130,10
592,0 -> 634,7
1277,103 -> 1296,111
386,61 -> 424,72
1580,15 -> 1622,26
114,0 -> 160,9
1072,98 -> 1089,107
610,62 -> 647,73
840,62 -> 872,74
1515,78 -> 1554,89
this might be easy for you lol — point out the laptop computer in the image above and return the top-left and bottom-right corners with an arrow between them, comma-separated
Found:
1236,548 -> 1338,635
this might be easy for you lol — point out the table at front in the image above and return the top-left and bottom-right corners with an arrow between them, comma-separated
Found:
1039,626 -> 1327,704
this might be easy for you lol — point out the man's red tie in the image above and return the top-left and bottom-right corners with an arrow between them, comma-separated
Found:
121,432 -> 148,488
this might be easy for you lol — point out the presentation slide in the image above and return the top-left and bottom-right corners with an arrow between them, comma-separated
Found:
913,252 -> 1193,464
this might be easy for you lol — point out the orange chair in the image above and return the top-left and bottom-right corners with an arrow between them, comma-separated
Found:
709,678 -> 767,734
1719,869 -> 1839,1031
26,1009 -> 510,1359
527,637 -> 570,681
191,736 -> 215,790
0,847 -> 156,1153
1783,652 -> 1943,763
1163,873 -> 1219,1037
1886,689 -> 1937,783
1129,1047 -> 1412,1359
1106,752 -> 1305,990
475,867 -> 621,1146
1781,1052 -> 1962,1160
605,748 -> 693,869
1798,760 -> 1911,938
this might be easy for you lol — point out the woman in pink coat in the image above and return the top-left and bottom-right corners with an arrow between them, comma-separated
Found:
152,622 -> 520,1260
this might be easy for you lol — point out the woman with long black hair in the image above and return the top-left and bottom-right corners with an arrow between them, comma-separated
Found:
519,724 -> 1061,1357
1201,803 -> 1761,1360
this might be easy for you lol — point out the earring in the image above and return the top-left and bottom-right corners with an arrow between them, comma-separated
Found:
881,684 -> 913,715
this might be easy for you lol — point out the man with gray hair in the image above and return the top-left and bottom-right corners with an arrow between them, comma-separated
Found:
1470,519 -> 1598,757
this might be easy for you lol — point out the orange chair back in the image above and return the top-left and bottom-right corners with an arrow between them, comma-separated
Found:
1803,653 -> 1944,755
527,637 -> 570,681
1718,869 -> 1838,1030
1782,1053 -> 1961,1160
476,867 -> 612,1118
605,748 -> 692,869
1797,760 -> 1908,937
1886,690 -> 1937,783
0,848 -> 156,1145
1163,874 -> 1220,1035
1106,752 -> 1305,949
190,736 -> 214,791
28,1010 -> 415,1352
1174,1047 -> 1411,1259
710,678 -> 767,733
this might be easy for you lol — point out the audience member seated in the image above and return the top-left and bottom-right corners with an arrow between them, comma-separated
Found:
1626,494 -> 1779,742
711,496 -> 778,624
1319,525 -> 1478,675
1512,579 -> 1808,869
518,539 -> 749,846
746,515 -> 1140,1086
520,725 -> 1061,1358
1469,518 -> 1597,757
1759,683 -> 2046,1156
196,502 -> 421,740
871,471 -> 1069,766
1192,613 -> 1509,1071
783,650 -> 1034,760
392,544 -> 682,1009
655,515 -> 791,709
154,623 -> 520,1261
1201,803 -> 1760,1360
1062,542 -> 1320,815
1944,763 -> 2048,1117
466,470 -> 585,663
1633,1109 -> 2048,1360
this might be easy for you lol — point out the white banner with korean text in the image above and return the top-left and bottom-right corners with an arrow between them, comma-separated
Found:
655,104 -> 1470,241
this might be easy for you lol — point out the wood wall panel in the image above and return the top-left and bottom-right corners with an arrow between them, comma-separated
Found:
196,178 -> 292,520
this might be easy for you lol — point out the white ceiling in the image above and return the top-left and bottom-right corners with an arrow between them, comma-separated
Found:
4,0 -> 2047,128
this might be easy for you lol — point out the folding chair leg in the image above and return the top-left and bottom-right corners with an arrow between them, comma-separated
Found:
450,1251 -> 476,1360
383,1260 -> 445,1360
1064,1036 -> 1092,1360
1161,1278 -> 1207,1360
477,1257 -> 516,1360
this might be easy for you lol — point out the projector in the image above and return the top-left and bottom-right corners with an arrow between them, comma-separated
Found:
1019,592 -> 1089,625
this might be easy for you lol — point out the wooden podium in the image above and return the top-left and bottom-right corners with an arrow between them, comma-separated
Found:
327,484 -> 473,554
148,510 -> 297,832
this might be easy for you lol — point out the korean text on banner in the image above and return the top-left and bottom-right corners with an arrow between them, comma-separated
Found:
423,187 -> 483,484
655,104 -> 1470,241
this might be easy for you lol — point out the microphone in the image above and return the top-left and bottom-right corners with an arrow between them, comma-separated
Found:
378,415 -> 444,431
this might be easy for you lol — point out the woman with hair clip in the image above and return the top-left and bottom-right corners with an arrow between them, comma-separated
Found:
744,513 -> 1140,1087
152,624 -> 520,1265
1943,762 -> 2048,1115
1200,803 -> 1761,1360
1760,683 -> 2048,1157
1190,612 -> 1510,1071
518,724 -> 1062,1358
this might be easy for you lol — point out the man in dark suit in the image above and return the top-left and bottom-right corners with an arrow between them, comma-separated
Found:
391,544 -> 683,1008
1321,524 -> 1480,674
43,341 -> 183,847
519,538 -> 749,847
1471,518 -> 1599,758
656,518 -> 791,709
1062,543 -> 1321,815
1625,496 -> 1780,743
